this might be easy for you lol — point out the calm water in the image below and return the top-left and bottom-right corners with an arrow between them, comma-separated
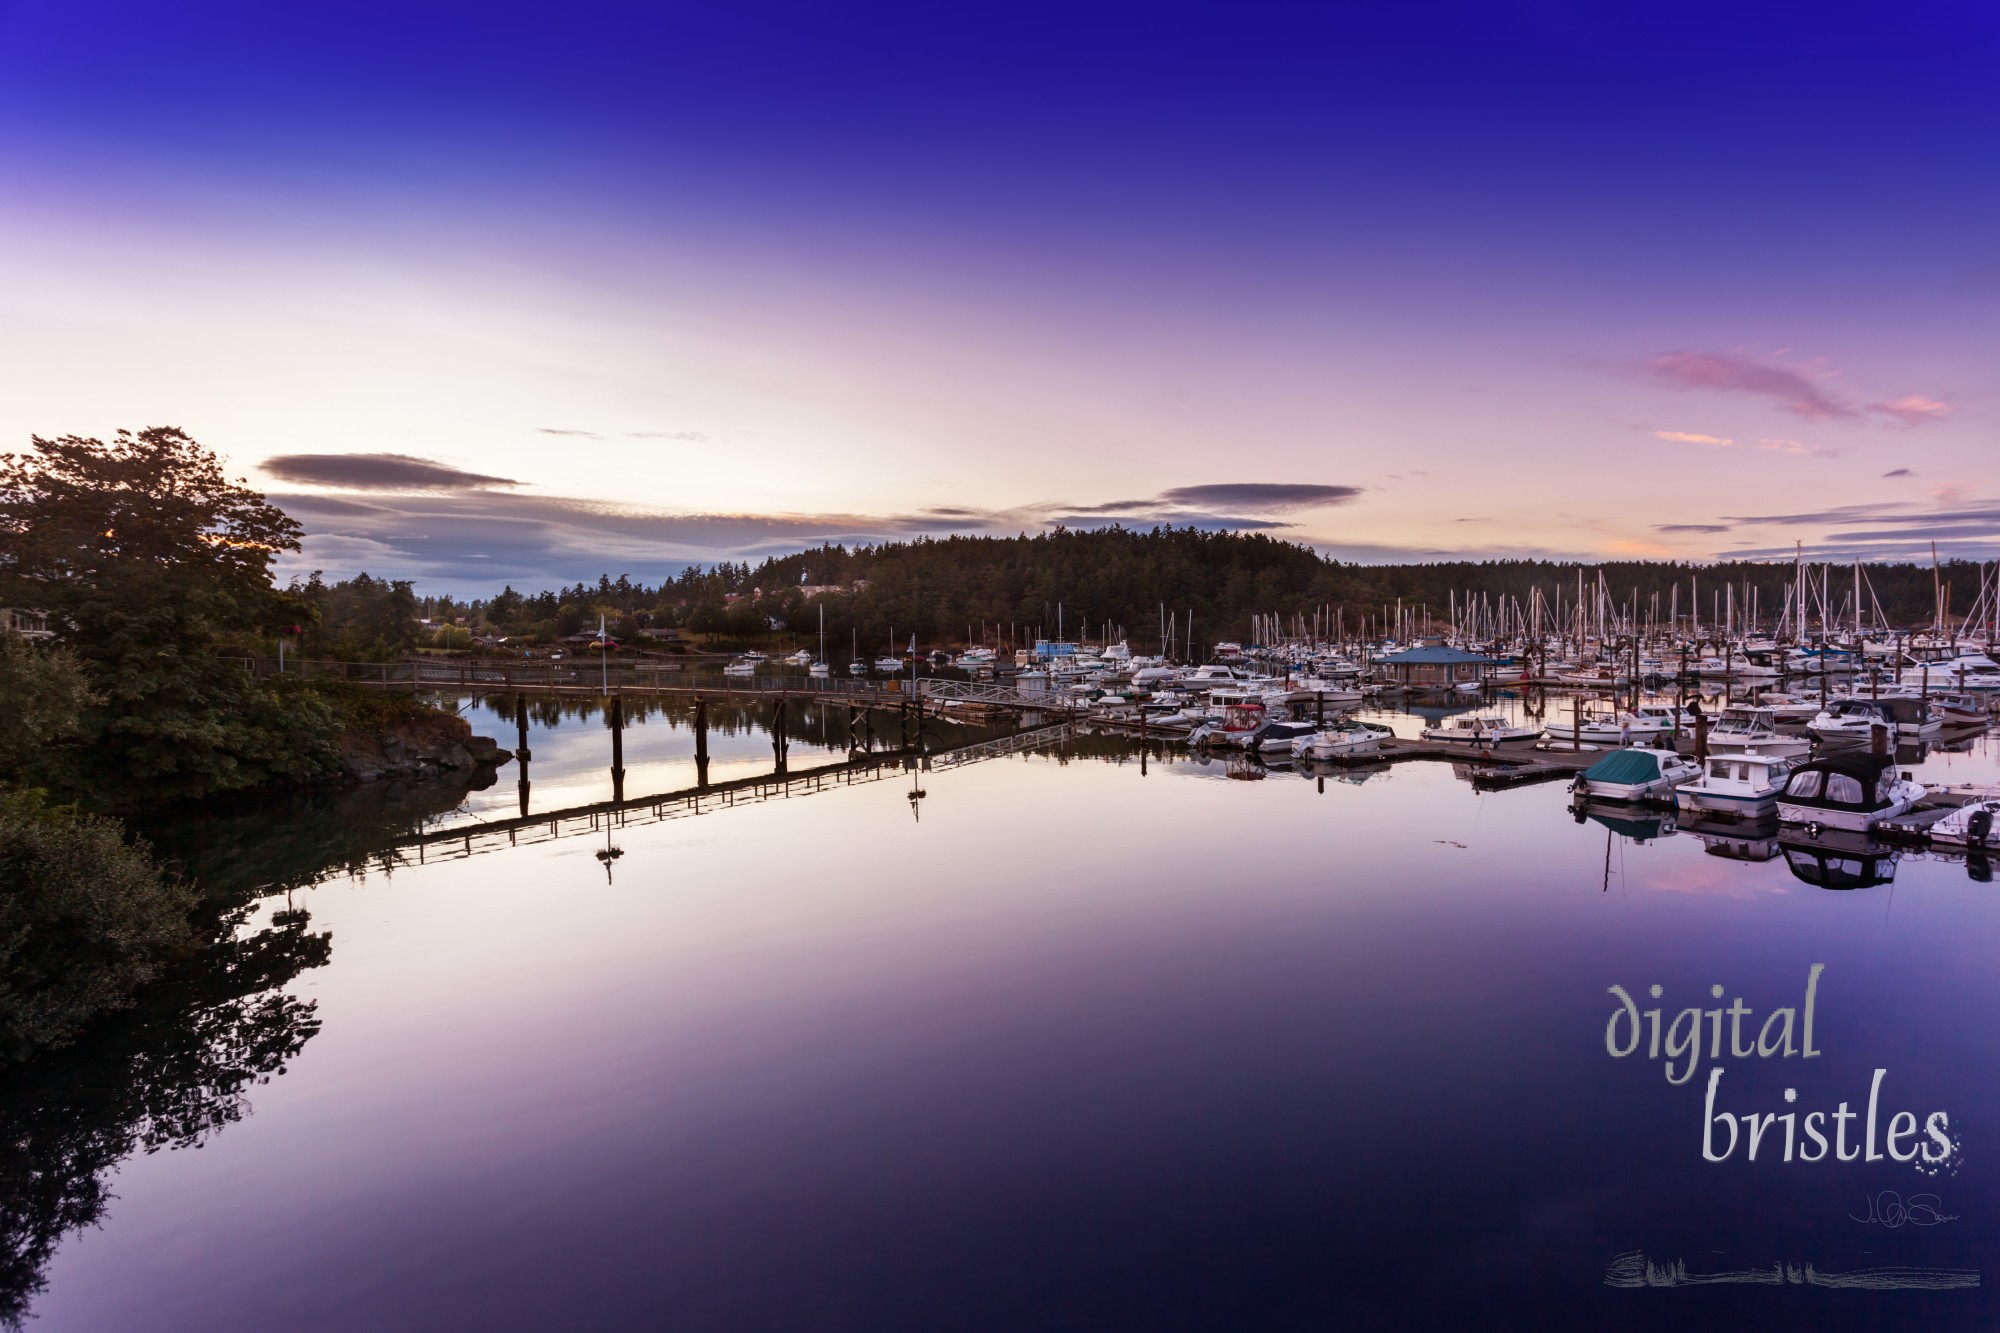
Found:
14,696 -> 2000,1331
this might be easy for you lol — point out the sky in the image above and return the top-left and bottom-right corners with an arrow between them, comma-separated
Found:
2,0 -> 1996,593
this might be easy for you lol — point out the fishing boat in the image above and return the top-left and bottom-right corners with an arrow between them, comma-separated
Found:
1570,748 -> 1700,803
1675,750 -> 1795,817
1926,798 -> 1999,849
1775,752 -> 1926,831
1418,713 -> 1542,746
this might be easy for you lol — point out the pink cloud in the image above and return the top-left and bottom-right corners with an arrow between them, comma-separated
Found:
1644,350 -> 1855,422
1654,430 -> 1732,446
1869,394 -> 1951,426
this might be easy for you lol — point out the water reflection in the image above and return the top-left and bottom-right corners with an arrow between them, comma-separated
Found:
1777,829 -> 1902,890
0,911 -> 329,1326
12,704 -> 1999,1331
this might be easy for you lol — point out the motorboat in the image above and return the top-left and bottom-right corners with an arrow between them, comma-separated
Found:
1806,697 -> 1899,746
1291,720 -> 1384,760
1631,703 -> 1700,734
1702,706 -> 1811,758
1249,719 -> 1320,753
874,655 -> 906,672
808,661 -> 830,678
1743,692 -> 1821,724
1928,692 -> 1993,727
1187,693 -> 1267,747
1419,713 -> 1543,746
722,658 -> 758,677
1542,705 -> 1667,746
1675,750 -> 1795,818
1571,748 -> 1700,803
1928,798 -> 1999,849
1775,753 -> 1926,831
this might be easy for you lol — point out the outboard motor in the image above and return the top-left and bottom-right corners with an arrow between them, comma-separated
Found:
1968,807 -> 1994,848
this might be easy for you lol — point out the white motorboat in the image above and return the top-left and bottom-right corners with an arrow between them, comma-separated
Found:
1251,719 -> 1320,753
1703,706 -> 1811,758
1675,750 -> 1795,817
1806,697 -> 1899,746
1928,799 -> 2000,849
1571,748 -> 1701,802
722,658 -> 757,677
1542,706 -> 1667,746
1776,753 -> 1926,831
874,656 -> 905,672
1419,714 -> 1543,746
1290,720 -> 1384,760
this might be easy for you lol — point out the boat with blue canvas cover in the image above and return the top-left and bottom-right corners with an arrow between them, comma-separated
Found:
1570,747 -> 1700,803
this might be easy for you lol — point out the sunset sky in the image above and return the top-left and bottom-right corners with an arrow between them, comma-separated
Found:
3,1 -> 1995,592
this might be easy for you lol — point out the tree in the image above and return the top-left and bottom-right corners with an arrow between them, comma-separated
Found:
0,428 -> 336,802
0,636 -> 95,787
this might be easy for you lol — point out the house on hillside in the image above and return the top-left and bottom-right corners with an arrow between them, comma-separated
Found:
1,608 -> 52,640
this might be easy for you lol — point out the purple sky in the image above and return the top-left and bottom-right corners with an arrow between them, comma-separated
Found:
2,1 -> 1995,591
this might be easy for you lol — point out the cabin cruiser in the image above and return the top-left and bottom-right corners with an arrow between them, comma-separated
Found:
1704,706 -> 1811,758
1419,714 -> 1543,746
1927,692 -> 1991,726
1631,703 -> 1700,733
1675,750 -> 1795,817
1571,748 -> 1700,803
1182,663 -> 1255,688
1806,697 -> 1899,746
1248,719 -> 1320,754
1775,753 -> 1926,831
1929,799 -> 2000,849
1290,719 -> 1385,760
722,657 -> 758,677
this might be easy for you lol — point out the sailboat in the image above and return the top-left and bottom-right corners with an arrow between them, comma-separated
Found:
848,627 -> 868,676
810,604 -> 830,677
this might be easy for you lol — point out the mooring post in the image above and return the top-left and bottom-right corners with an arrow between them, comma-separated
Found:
609,691 -> 625,803
1316,691 -> 1324,726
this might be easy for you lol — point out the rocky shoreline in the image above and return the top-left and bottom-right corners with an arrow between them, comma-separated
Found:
335,710 -> 510,783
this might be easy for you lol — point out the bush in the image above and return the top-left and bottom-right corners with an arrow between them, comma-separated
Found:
0,790 -> 196,1062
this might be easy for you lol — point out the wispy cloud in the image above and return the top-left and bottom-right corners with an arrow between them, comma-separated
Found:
1656,523 -> 1731,533
1870,395 -> 1951,427
536,427 -> 711,441
1644,351 -> 1853,422
1929,480 -> 1981,505
262,453 -> 518,491
1756,437 -> 1836,458
1883,468 -> 1915,478
1654,430 -> 1733,446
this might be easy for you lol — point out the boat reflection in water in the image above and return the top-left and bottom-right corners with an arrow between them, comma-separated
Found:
1569,798 -> 1676,844
1679,811 -> 1785,863
1776,825 -> 1901,890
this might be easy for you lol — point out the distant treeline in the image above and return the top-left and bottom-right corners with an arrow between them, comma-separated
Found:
379,528 -> 1998,652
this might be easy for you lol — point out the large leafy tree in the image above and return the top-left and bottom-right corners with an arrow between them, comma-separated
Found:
0,427 -> 335,802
